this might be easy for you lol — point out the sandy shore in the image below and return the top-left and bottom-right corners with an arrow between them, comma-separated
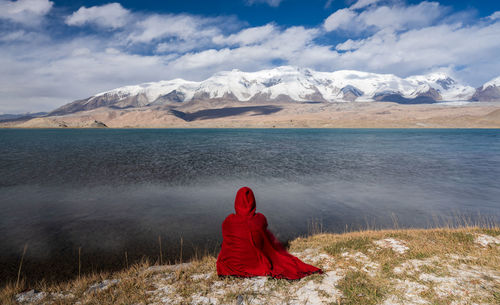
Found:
2,101 -> 500,128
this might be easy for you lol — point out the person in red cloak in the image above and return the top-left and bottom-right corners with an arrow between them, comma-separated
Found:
217,186 -> 322,279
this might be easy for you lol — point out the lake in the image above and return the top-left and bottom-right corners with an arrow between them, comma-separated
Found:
1,128 -> 499,283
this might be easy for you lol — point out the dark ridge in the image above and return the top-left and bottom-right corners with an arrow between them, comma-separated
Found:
262,78 -> 282,87
90,120 -> 108,128
436,77 -> 455,90
152,90 -> 186,104
169,105 -> 282,122
374,93 -> 437,104
0,112 -> 48,123
108,105 -> 135,110
341,85 -> 364,97
471,86 -> 500,101
341,85 -> 364,102
49,93 -> 150,116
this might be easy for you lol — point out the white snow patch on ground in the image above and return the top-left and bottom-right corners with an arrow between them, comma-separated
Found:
474,234 -> 500,247
418,273 -> 463,298
150,285 -> 176,304
161,276 -> 271,305
390,254 -> 500,304
291,269 -> 344,305
153,285 -> 173,295
15,290 -> 47,303
208,280 -> 226,296
190,293 -> 219,305
148,271 -> 183,305
242,276 -> 268,292
341,251 -> 380,276
293,280 -> 325,305
419,263 -> 500,301
85,279 -> 120,294
382,279 -> 429,305
393,257 -> 440,275
16,289 -> 76,304
292,248 -> 335,268
191,272 -> 213,281
374,238 -> 409,254
49,292 -> 75,300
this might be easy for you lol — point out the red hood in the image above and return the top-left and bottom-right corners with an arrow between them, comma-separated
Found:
234,186 -> 256,216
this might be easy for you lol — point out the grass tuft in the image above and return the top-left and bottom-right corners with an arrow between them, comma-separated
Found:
337,270 -> 385,305
324,236 -> 372,256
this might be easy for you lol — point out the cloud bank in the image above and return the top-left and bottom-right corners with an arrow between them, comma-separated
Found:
0,0 -> 53,25
65,3 -> 131,29
0,0 -> 499,113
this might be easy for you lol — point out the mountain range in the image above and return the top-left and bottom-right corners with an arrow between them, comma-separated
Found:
50,66 -> 500,116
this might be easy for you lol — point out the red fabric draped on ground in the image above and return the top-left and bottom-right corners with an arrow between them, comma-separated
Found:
216,187 -> 322,280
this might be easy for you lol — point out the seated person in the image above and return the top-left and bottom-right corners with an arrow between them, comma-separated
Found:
217,187 -> 322,279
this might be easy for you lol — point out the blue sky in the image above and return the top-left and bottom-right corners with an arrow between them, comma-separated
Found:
0,0 -> 499,113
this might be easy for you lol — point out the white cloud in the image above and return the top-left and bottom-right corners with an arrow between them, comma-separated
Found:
335,38 -> 366,51
246,0 -> 283,7
1,0 -> 500,113
323,8 -> 357,31
0,38 -> 171,113
359,2 -> 445,30
212,24 -> 277,46
324,1 -> 446,33
0,30 -> 30,41
65,3 -> 131,29
488,11 -> 500,21
170,26 -> 318,71
155,40 -> 202,54
330,22 -> 500,79
350,0 -> 382,10
0,24 -> 321,112
65,3 -> 234,52
0,0 -> 53,25
127,14 -> 222,43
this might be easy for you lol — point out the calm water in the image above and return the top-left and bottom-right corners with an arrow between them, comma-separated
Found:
1,128 -> 500,283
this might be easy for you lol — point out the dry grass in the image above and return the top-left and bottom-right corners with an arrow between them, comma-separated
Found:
292,226 -> 500,305
337,270 -> 386,305
2,226 -> 499,304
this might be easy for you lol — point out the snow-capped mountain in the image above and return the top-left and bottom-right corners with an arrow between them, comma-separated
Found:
51,66 -> 487,115
471,76 -> 500,101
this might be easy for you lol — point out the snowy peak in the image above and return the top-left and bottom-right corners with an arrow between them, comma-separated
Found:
51,66 -> 497,115
471,76 -> 500,102
97,66 -> 467,103
482,76 -> 500,89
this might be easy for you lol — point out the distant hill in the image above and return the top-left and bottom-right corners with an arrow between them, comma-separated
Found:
0,112 -> 47,122
471,76 -> 500,101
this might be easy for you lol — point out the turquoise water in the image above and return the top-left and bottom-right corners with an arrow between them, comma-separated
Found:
1,128 -> 499,282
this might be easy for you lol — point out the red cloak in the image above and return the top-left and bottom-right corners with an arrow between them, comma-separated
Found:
216,187 -> 322,279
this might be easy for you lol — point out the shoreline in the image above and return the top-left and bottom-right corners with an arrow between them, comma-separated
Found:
3,126 -> 500,129
1,101 -> 500,129
3,226 -> 499,304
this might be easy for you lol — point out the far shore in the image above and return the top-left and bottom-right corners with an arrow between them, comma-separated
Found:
1,101 -> 500,129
